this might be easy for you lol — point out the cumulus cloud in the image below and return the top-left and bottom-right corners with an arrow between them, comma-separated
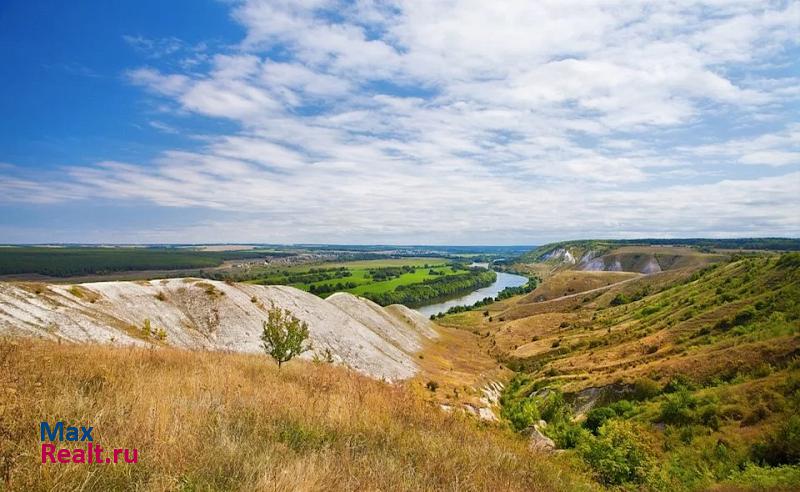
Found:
2,0 -> 799,243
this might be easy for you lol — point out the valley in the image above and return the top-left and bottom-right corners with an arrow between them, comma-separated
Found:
1,239 -> 799,490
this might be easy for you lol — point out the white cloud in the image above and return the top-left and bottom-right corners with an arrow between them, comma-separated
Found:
2,0 -> 799,242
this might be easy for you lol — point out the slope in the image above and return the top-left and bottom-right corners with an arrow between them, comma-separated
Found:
479,252 -> 800,490
0,278 -> 438,380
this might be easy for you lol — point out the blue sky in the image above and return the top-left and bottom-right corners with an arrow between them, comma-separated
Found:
1,0 -> 798,244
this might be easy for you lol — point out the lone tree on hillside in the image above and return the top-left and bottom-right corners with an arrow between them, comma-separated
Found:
261,304 -> 310,369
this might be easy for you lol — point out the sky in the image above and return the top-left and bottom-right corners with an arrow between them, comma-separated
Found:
0,0 -> 798,245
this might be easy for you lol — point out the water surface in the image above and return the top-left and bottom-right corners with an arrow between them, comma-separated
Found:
415,271 -> 528,317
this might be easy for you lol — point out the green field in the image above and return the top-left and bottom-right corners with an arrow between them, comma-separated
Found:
246,257 -> 497,306
249,258 -> 453,294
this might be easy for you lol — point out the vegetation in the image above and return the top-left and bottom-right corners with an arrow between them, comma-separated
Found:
490,252 -> 800,490
0,246 -> 291,277
248,258 -> 474,303
261,305 -> 311,369
522,238 -> 800,263
0,338 -> 595,491
365,269 -> 496,306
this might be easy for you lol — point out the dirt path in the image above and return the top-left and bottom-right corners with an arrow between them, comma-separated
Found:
526,275 -> 643,306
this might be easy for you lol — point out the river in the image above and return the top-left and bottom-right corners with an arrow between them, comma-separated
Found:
414,270 -> 529,317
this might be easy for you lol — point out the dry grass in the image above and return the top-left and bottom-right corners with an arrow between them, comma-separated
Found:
483,254 -> 800,392
412,325 -> 511,406
521,271 -> 640,303
0,338 -> 594,492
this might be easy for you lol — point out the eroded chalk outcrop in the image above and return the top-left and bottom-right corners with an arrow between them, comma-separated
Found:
0,279 -> 438,381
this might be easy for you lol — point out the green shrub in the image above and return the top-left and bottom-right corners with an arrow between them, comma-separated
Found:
659,387 -> 697,425
723,464 -> 800,490
640,305 -> 661,317
633,377 -> 662,400
585,407 -> 617,434
579,420 -> 656,486
742,404 -> 770,426
609,399 -> 635,416
585,400 -> 637,435
539,390 -> 570,424
502,397 -> 539,432
610,293 -> 630,306
664,374 -> 695,393
698,404 -> 721,431
753,416 -> 800,466
547,421 -> 589,449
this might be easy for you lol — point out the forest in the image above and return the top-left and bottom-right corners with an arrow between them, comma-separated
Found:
0,247 -> 293,277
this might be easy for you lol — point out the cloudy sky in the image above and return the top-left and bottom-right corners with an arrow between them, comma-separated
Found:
1,0 -> 798,245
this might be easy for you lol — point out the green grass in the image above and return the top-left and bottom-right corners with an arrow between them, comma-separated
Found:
346,266 -> 457,295
248,257 -> 462,298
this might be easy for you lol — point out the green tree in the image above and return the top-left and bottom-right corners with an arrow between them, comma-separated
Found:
261,305 -> 311,369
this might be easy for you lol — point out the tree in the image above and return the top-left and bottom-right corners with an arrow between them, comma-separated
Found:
260,305 -> 311,369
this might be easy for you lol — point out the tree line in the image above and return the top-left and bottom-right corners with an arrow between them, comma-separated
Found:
364,270 -> 496,306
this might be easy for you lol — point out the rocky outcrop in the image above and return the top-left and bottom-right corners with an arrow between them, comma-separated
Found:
529,420 -> 556,452
0,279 -> 438,381
542,248 -> 577,264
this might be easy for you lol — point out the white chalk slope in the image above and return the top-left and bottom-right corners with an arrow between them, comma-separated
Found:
0,279 -> 438,380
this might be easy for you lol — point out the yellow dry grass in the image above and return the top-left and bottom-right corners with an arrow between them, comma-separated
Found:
0,338 -> 594,492
521,271 -> 640,303
412,325 -> 510,406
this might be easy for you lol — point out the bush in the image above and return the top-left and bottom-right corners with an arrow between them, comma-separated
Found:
724,464 -> 800,490
539,391 -> 570,423
585,407 -> 617,434
698,404 -> 721,431
753,416 -> 800,466
579,420 -> 656,486
659,388 -> 697,425
664,374 -> 695,393
502,397 -> 540,432
742,404 -> 770,426
547,421 -> 589,449
584,400 -> 637,435
610,293 -> 630,306
633,377 -> 662,400
425,381 -> 439,392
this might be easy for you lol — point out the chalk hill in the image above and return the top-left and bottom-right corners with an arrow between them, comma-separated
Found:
0,278 -> 437,380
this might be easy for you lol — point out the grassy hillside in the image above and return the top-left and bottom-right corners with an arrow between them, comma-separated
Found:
0,338 -> 595,491
482,253 -> 800,490
520,238 -> 800,264
519,242 -> 727,275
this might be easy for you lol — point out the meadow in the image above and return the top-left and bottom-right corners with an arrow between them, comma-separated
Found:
246,257 -> 497,306
0,338 -> 595,491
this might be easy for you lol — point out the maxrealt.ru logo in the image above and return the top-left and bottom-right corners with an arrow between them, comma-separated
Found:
40,422 -> 138,464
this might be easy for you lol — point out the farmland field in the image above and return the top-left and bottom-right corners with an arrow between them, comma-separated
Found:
246,257 -> 498,306
250,258 -> 452,293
